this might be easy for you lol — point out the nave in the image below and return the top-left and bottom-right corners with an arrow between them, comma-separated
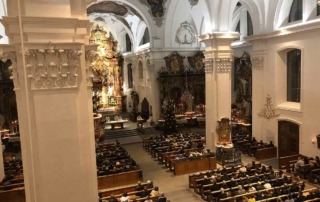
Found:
105,129 -> 320,202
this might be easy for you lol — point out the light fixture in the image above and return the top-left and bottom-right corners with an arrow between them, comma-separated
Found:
318,0 -> 320,5
258,94 -> 280,120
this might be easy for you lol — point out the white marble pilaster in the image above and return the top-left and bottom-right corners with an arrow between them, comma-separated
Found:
251,48 -> 266,142
1,3 -> 98,202
199,32 -> 239,151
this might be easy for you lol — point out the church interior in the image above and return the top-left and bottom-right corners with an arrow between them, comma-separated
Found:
0,0 -> 320,201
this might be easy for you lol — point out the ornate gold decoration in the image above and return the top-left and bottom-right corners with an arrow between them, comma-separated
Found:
258,94 -> 280,119
89,24 -> 123,111
217,117 -> 231,144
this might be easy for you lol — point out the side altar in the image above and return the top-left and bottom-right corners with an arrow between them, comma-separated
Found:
215,118 -> 241,166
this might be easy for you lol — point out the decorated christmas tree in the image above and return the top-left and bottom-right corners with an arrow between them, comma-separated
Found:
163,100 -> 177,134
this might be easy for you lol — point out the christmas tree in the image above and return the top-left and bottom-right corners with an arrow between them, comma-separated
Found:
163,100 -> 177,134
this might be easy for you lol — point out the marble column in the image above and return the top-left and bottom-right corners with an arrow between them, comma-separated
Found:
199,32 -> 239,151
0,2 -> 98,202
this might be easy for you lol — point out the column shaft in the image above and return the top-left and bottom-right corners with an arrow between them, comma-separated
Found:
200,33 -> 239,150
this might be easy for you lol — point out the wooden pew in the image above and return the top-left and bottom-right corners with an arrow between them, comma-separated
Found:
173,157 -> 216,175
99,181 -> 153,197
0,182 -> 24,191
278,154 -> 305,172
0,187 -> 25,202
98,169 -> 143,189
255,146 -> 277,160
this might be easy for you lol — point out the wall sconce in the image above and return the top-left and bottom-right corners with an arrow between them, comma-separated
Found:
312,138 -> 316,144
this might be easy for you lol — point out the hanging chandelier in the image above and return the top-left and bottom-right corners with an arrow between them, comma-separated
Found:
258,94 -> 280,120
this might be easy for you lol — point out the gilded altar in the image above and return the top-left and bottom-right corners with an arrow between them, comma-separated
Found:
89,24 -> 123,112
216,117 -> 231,144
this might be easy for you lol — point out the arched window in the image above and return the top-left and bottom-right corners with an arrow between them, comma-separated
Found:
247,11 -> 253,36
127,63 -> 133,88
138,61 -> 143,79
288,0 -> 303,23
287,49 -> 301,102
139,28 -> 150,46
125,34 -> 132,52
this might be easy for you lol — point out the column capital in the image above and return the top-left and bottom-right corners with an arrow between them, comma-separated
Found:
20,42 -> 85,90
199,32 -> 239,50
251,50 -> 266,70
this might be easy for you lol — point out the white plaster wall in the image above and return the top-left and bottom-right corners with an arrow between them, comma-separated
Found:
0,0 -> 8,44
24,0 -> 71,18
248,28 -> 320,157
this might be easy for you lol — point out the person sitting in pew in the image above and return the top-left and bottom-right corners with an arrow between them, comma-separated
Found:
295,191 -> 306,202
255,181 -> 265,191
120,192 -> 129,202
267,141 -> 274,147
289,181 -> 300,193
210,178 -> 220,191
228,178 -> 238,188
140,187 -> 150,198
135,181 -> 144,196
144,196 -> 153,202
237,185 -> 246,195
108,194 -> 118,202
150,186 -> 160,197
157,193 -> 167,202
263,180 -> 272,189
217,188 -> 228,200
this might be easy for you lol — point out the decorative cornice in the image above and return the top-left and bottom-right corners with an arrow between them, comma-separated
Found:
124,58 -> 133,64
24,45 -> 82,90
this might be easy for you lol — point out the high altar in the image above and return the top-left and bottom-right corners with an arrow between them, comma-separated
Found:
89,25 -> 123,114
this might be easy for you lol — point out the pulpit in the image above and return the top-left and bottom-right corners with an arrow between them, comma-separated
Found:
216,144 -> 242,166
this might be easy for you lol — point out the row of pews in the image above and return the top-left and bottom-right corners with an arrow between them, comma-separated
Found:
99,180 -> 169,202
0,158 -> 25,202
143,132 -> 217,175
0,142 -> 144,202
232,134 -> 277,160
279,154 -> 320,184
96,142 -> 143,189
188,163 -> 320,202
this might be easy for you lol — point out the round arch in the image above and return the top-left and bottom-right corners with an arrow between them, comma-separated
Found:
219,0 -> 263,34
87,0 -> 155,49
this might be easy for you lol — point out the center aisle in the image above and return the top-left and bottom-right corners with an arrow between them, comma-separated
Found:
123,142 -> 203,202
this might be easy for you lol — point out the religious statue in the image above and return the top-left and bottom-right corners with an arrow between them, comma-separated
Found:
216,118 -> 231,144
